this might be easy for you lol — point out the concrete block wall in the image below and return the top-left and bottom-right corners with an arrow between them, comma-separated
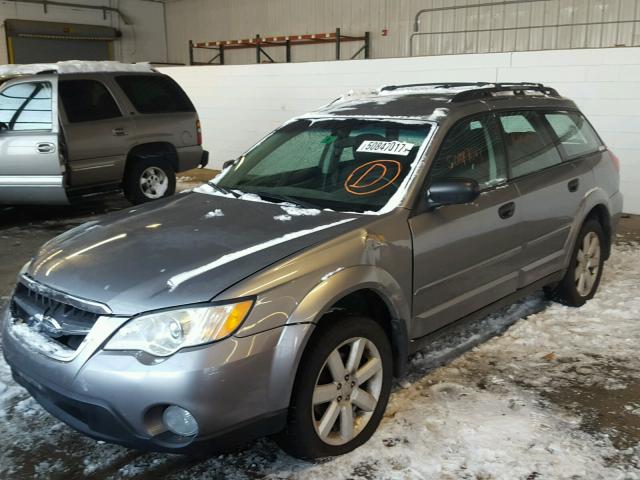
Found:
159,46 -> 640,214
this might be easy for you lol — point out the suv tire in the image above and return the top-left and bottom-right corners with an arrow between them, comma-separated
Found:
275,316 -> 392,459
123,154 -> 176,204
544,218 -> 605,307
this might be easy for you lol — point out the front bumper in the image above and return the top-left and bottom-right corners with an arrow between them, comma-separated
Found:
2,306 -> 312,452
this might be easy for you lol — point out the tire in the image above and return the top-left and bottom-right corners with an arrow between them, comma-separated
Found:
275,316 -> 393,459
544,218 -> 605,307
123,154 -> 176,205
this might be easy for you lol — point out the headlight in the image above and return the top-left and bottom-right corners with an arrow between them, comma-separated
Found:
105,300 -> 253,357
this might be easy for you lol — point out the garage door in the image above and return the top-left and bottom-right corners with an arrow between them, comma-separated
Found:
5,19 -> 119,63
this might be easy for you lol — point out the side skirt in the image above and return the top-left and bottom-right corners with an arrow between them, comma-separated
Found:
407,270 -> 564,357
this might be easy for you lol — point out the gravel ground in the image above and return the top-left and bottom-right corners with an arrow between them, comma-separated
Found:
0,179 -> 639,479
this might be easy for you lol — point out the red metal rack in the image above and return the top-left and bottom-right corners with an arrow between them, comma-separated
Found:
189,28 -> 370,65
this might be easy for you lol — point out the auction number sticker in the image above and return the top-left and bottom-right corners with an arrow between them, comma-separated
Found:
356,140 -> 414,156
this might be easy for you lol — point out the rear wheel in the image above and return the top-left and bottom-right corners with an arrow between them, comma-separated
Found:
544,218 -> 605,307
275,316 -> 392,459
123,154 -> 176,204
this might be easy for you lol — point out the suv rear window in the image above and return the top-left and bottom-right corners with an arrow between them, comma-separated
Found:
60,80 -> 121,123
115,75 -> 194,114
544,111 -> 601,159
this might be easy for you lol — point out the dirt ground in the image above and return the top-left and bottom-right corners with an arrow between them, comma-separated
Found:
1,176 -> 639,479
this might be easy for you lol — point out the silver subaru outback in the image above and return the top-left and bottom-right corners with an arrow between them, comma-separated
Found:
0,62 -> 207,206
2,83 -> 623,459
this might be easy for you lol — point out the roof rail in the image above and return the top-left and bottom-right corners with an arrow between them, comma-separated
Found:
451,83 -> 560,102
380,82 -> 491,92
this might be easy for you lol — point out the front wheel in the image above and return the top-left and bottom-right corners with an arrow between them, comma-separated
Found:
544,218 -> 605,307
123,155 -> 176,205
275,316 -> 392,459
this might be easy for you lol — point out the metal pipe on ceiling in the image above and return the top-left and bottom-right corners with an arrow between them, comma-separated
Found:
11,0 -> 133,25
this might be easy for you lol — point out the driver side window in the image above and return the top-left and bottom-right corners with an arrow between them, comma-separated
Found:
430,114 -> 507,189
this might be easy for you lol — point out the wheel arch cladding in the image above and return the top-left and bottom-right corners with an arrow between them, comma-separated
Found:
585,204 -> 612,260
317,288 -> 409,378
126,142 -> 179,173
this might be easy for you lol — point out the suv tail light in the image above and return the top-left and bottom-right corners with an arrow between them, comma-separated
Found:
196,118 -> 202,146
609,150 -> 620,173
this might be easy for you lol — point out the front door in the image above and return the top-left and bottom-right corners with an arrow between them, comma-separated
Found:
409,113 -> 522,339
0,75 -> 67,205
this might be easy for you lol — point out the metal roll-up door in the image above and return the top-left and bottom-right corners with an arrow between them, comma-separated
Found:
5,19 -> 120,63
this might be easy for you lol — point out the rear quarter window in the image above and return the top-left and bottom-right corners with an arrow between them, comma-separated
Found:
544,111 -> 602,159
115,75 -> 195,114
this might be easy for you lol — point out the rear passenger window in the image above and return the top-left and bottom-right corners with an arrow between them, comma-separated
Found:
60,80 -> 121,123
544,111 -> 601,159
116,75 -> 194,114
498,111 -> 562,178
430,114 -> 507,189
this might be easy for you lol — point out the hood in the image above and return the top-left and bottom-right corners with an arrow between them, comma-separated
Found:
27,191 -> 370,315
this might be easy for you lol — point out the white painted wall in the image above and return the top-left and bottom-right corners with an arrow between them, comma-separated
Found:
0,0 -> 167,64
159,46 -> 640,214
165,0 -> 640,65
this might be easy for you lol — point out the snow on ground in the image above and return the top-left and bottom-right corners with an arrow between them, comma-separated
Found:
1,243 -> 639,479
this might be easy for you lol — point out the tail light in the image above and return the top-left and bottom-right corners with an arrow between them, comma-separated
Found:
196,118 -> 202,146
609,150 -> 620,173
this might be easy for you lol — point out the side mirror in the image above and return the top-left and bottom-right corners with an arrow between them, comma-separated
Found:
222,159 -> 236,170
427,178 -> 480,208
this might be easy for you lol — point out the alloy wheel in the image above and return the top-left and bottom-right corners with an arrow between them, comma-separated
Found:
312,337 -> 383,446
140,166 -> 169,199
575,231 -> 601,297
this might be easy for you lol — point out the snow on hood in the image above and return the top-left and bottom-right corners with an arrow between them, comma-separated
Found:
0,61 -> 153,77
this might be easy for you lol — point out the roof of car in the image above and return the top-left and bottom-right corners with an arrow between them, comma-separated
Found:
309,83 -> 576,122
0,61 -> 155,79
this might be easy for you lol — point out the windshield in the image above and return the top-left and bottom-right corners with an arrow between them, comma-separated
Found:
217,118 -> 432,213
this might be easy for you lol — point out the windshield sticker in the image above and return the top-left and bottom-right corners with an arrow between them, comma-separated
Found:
356,140 -> 414,156
344,160 -> 402,196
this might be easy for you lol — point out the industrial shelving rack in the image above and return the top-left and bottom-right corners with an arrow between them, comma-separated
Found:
188,28 -> 370,65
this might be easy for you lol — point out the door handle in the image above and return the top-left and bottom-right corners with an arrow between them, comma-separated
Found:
36,142 -> 55,153
568,178 -> 580,192
112,128 -> 128,136
498,202 -> 516,219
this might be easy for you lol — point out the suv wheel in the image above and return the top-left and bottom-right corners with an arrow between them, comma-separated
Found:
124,155 -> 176,204
544,218 -> 605,307
275,316 -> 392,459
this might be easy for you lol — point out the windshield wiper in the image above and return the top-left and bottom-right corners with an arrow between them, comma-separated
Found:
253,191 -> 319,210
207,182 -> 239,198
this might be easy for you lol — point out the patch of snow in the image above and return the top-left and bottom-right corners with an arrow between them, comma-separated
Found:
280,205 -> 321,216
273,214 -> 292,222
8,322 -> 71,358
427,107 -> 449,121
204,209 -> 224,218
167,218 -> 355,290
193,183 -> 235,198
0,61 -> 153,77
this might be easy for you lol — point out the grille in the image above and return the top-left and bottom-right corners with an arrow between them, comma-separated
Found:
10,282 -> 100,351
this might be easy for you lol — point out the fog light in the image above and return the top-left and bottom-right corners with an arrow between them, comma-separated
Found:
162,405 -> 198,437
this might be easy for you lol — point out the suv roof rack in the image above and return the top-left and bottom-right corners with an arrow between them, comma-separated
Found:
452,83 -> 560,102
378,82 -> 560,102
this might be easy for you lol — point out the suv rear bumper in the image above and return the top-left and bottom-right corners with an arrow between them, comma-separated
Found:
176,146 -> 207,172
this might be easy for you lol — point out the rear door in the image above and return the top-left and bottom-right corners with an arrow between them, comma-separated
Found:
59,76 -> 135,188
0,75 -> 68,205
410,113 -> 522,338
496,109 -> 587,287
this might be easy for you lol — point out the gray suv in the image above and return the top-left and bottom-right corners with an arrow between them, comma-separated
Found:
0,63 -> 207,205
2,83 -> 622,459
